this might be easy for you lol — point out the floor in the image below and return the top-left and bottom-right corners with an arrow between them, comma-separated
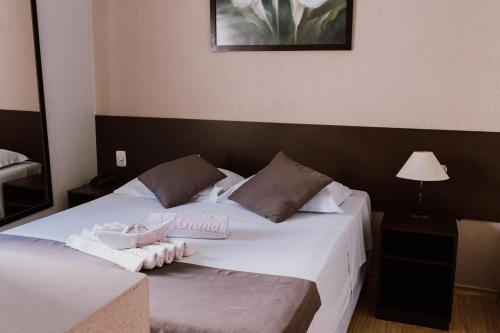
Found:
347,289 -> 500,333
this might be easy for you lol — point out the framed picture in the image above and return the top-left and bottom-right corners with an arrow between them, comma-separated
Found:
210,0 -> 353,51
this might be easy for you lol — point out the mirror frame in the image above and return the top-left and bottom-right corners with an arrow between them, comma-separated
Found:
0,0 -> 52,226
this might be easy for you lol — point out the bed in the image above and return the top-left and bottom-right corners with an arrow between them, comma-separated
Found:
4,189 -> 372,333
0,234 -> 149,333
0,161 -> 41,217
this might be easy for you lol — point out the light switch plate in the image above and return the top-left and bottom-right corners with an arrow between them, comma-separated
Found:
116,150 -> 127,167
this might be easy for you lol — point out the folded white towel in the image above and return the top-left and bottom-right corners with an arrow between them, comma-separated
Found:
123,247 -> 157,270
67,225 -> 196,271
66,235 -> 144,272
166,239 -> 185,260
155,241 -> 176,264
142,244 -> 166,268
147,213 -> 230,239
164,239 -> 196,258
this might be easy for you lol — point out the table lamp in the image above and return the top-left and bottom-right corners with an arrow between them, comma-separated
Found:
396,151 -> 449,218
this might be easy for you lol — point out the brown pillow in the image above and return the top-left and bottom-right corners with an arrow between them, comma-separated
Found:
138,154 -> 226,208
229,152 -> 332,222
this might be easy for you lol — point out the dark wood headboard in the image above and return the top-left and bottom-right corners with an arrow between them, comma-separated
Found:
96,115 -> 500,222
0,109 -> 43,163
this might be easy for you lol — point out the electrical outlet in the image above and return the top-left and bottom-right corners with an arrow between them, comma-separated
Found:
116,151 -> 127,167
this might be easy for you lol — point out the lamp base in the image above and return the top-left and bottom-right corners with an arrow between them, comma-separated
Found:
411,208 -> 430,219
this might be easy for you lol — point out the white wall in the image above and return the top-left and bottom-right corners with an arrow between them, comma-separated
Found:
1,0 -> 97,230
0,0 -> 39,111
93,0 -> 500,132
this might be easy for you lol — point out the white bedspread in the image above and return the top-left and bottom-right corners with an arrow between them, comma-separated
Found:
0,161 -> 41,217
4,190 -> 372,333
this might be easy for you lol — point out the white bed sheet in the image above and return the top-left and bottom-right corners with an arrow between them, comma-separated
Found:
5,190 -> 372,333
0,161 -> 41,218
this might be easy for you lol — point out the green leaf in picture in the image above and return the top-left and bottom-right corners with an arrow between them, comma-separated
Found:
239,8 -> 267,30
307,0 -> 345,20
297,2 -> 345,43
319,9 -> 347,43
321,2 -> 346,28
298,17 -> 323,43
217,5 -> 273,45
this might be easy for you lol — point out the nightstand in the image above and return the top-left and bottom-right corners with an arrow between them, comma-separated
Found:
3,174 -> 47,215
376,212 -> 458,330
67,182 -> 123,208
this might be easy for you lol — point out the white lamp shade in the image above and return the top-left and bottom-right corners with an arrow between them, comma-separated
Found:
396,151 -> 449,182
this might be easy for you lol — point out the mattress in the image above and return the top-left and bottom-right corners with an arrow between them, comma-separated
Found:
5,190 -> 372,333
0,161 -> 41,217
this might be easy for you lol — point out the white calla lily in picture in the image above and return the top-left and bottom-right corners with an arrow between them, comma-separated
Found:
290,0 -> 329,41
231,0 -> 274,32
212,0 -> 353,51
272,0 -> 279,32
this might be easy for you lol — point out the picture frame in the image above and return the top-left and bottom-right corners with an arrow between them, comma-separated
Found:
210,0 -> 353,51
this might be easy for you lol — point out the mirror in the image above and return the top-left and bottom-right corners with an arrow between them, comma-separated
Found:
0,0 -> 52,225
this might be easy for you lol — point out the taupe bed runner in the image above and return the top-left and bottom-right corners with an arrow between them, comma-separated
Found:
147,262 -> 320,333
0,235 -> 321,333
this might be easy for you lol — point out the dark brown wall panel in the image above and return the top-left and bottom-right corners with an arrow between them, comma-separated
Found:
0,109 -> 44,163
96,115 -> 500,222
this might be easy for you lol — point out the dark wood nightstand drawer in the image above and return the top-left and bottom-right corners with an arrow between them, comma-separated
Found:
67,191 -> 96,208
3,175 -> 47,216
379,259 -> 453,319
376,212 -> 458,331
67,182 -> 124,208
382,230 -> 455,265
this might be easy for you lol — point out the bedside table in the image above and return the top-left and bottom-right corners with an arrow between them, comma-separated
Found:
67,182 -> 123,208
376,212 -> 458,330
3,174 -> 47,216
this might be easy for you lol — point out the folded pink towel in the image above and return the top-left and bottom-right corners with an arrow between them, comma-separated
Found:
147,213 -> 230,239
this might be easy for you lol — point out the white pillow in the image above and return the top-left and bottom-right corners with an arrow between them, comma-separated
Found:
211,168 -> 245,193
192,168 -> 244,203
218,178 -> 352,214
299,181 -> 352,213
0,149 -> 28,168
216,177 -> 251,203
114,168 -> 244,203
